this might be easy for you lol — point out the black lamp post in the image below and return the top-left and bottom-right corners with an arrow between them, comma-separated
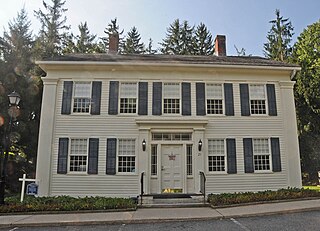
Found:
0,91 -> 21,205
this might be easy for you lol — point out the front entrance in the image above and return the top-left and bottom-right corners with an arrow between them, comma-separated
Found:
161,145 -> 183,193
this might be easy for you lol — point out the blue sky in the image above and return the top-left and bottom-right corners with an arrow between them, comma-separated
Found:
1,0 -> 319,56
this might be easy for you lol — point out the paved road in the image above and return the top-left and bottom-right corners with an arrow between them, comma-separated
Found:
1,210 -> 320,231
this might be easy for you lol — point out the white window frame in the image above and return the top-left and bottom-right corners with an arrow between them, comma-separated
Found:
253,138 -> 272,172
186,144 -> 193,177
207,139 -> 227,173
119,82 -> 138,114
151,144 -> 158,176
206,83 -> 224,115
163,82 -> 181,114
72,82 -> 92,114
249,84 -> 268,115
117,138 -> 136,174
68,138 -> 88,173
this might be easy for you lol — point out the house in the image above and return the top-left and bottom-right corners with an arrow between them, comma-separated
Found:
35,35 -> 302,198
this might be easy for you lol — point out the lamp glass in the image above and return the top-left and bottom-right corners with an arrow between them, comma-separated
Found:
8,91 -> 21,106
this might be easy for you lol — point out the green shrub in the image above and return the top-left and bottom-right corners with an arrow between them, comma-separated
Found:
1,195 -> 136,213
208,188 -> 320,206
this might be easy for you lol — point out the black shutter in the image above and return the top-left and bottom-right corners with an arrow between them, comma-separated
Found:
152,82 -> 162,115
61,81 -> 73,115
57,138 -> 69,174
224,83 -> 234,116
243,138 -> 254,173
267,84 -> 277,116
106,138 -> 117,175
91,81 -> 102,115
240,84 -> 250,116
88,138 -> 99,174
227,138 -> 237,174
108,81 -> 119,115
138,82 -> 148,115
182,82 -> 191,116
271,137 -> 281,172
196,82 -> 205,116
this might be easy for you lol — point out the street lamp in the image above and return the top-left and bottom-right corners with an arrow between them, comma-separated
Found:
0,91 -> 21,205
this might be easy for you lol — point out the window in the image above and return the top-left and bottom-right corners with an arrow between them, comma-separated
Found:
151,145 -> 157,176
208,139 -> 225,172
253,138 -> 271,171
163,83 -> 180,114
120,83 -> 137,113
152,133 -> 192,141
73,82 -> 91,113
186,145 -> 193,176
206,84 -> 223,114
118,139 -> 136,173
250,85 -> 266,114
69,139 -> 88,172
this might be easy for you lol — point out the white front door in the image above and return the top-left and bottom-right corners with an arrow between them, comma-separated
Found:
161,145 -> 183,192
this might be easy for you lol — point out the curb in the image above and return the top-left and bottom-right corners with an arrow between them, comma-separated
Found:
1,205 -> 320,228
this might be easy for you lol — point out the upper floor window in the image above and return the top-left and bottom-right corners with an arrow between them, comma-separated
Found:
208,139 -> 226,172
73,82 -> 91,113
69,138 -> 88,172
163,83 -> 180,114
249,84 -> 266,115
253,138 -> 271,171
120,83 -> 137,114
206,84 -> 223,114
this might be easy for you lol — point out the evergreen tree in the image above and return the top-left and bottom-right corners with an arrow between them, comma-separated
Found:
160,19 -> 182,54
34,0 -> 70,58
0,8 -> 42,192
63,22 -> 103,53
122,27 -> 145,54
264,9 -> 294,62
160,20 -> 214,55
194,23 -> 214,55
292,20 -> 320,183
101,18 -> 124,53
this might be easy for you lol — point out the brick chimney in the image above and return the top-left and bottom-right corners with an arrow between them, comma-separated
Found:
109,33 -> 119,54
214,35 -> 226,56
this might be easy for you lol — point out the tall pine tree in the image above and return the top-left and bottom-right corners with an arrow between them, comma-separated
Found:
34,0 -> 70,58
63,22 -> 103,53
122,27 -> 145,54
194,23 -> 214,55
264,9 -> 294,62
160,19 -> 214,55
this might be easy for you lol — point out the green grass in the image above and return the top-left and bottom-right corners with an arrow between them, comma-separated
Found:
303,186 -> 320,191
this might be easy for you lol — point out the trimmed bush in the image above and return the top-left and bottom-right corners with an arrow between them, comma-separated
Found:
1,196 -> 137,213
208,188 -> 320,206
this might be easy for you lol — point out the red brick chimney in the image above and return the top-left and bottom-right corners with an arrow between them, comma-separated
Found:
214,35 -> 226,56
109,33 -> 119,54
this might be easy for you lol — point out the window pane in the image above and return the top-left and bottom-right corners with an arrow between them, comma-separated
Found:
253,139 -> 270,171
120,83 -> 137,98
207,84 -> 222,99
187,145 -> 193,176
250,85 -> 265,99
120,98 -> 137,113
207,99 -> 223,114
164,98 -> 180,114
70,139 -> 88,172
151,145 -> 157,176
254,155 -> 270,170
74,82 -> 91,97
208,139 -> 225,172
163,83 -> 180,98
250,100 -> 266,114
118,139 -> 136,173
253,138 -> 269,154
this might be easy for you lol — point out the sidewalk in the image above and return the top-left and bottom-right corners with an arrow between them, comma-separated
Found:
0,199 -> 320,228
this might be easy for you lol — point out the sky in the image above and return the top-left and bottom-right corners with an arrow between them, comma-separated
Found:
0,0 -> 319,56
